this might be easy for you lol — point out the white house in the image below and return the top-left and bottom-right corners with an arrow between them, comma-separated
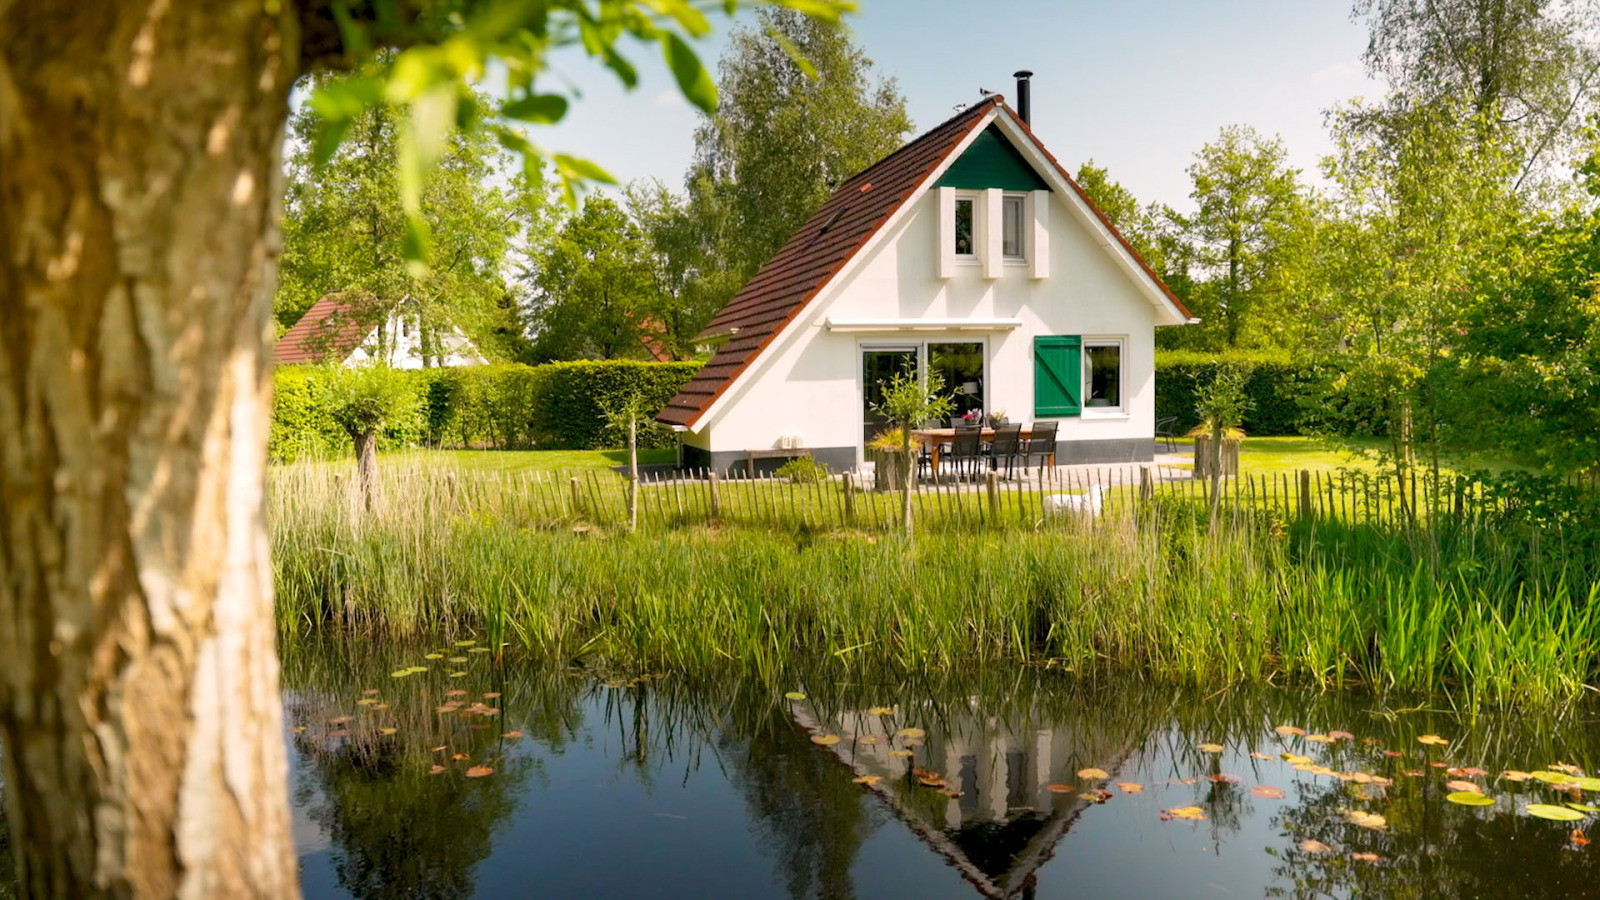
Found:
658,77 -> 1194,472
273,293 -> 486,369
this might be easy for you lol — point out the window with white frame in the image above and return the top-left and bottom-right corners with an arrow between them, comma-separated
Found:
1083,339 -> 1123,411
1002,193 -> 1026,260
953,195 -> 976,258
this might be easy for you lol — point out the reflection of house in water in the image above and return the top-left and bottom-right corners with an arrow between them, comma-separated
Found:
789,700 -> 1141,899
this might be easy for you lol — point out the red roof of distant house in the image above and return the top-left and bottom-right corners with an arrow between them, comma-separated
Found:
636,317 -> 680,362
273,294 -> 377,365
655,96 -> 1188,430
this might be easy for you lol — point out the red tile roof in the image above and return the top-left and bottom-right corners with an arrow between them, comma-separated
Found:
656,96 -> 1188,430
273,294 -> 378,365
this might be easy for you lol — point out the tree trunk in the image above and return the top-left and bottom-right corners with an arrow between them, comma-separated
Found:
354,430 -> 381,514
627,414 -> 638,533
1207,420 -> 1224,526
900,430 -> 915,538
0,3 -> 301,897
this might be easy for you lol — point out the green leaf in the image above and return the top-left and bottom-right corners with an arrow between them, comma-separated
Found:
403,216 -> 431,273
1526,803 -> 1588,821
502,93 -> 569,124
1447,791 -> 1494,806
554,154 -> 617,184
663,33 -> 717,112
784,691 -> 806,700
312,118 -> 355,167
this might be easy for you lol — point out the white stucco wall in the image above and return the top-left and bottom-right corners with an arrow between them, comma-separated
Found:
687,144 -> 1180,464
345,314 -> 486,369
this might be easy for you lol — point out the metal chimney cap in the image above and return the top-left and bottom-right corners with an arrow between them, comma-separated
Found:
1013,69 -> 1034,79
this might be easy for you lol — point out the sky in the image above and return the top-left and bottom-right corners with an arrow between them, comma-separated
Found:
537,0 -> 1387,212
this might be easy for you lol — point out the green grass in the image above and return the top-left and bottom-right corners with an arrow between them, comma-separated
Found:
383,447 -> 677,473
270,457 -> 1600,708
1165,435 -> 1523,478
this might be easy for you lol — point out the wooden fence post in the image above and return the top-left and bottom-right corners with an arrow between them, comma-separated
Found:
708,471 -> 721,520
1139,466 -> 1153,506
1298,469 -> 1311,520
843,475 -> 856,525
569,476 -> 583,518
986,471 -> 1000,524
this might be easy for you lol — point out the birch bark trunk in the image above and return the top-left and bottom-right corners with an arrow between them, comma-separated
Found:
0,1 -> 301,896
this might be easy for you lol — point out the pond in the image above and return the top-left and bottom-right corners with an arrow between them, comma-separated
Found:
8,640 -> 1600,898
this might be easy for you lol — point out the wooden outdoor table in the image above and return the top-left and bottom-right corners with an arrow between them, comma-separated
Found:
909,426 -> 1048,479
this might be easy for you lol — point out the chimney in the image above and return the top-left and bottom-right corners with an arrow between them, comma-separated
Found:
1012,70 -> 1033,126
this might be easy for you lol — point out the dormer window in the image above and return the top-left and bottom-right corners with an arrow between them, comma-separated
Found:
954,196 -> 975,257
1002,194 -> 1026,260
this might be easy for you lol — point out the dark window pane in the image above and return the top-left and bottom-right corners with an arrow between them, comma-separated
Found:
929,342 -> 984,423
955,198 -> 974,256
1085,344 -> 1120,408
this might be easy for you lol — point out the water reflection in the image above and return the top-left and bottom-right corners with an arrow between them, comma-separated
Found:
273,644 -> 1600,899
5,643 -> 1600,898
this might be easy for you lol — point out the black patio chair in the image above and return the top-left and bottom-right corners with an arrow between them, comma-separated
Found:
1155,416 -> 1179,454
947,425 -> 985,482
1020,421 -> 1058,472
987,424 -> 1024,479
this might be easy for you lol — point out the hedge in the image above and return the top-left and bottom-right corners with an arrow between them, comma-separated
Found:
1154,351 -> 1380,438
272,360 -> 701,461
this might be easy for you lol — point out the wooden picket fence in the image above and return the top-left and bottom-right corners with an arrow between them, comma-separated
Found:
387,463 -> 1554,534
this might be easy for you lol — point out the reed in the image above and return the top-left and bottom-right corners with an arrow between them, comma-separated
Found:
270,460 -> 1600,707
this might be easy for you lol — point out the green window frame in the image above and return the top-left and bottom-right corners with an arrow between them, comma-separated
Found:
1033,336 -> 1082,418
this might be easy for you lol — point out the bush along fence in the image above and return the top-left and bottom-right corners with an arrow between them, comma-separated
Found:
271,360 -> 701,461
1153,351 -> 1384,438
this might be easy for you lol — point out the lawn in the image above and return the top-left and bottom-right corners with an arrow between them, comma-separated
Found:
380,446 -> 678,473
1164,435 -> 1521,478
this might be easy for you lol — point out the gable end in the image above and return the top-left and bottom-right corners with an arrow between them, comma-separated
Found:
934,125 -> 1049,192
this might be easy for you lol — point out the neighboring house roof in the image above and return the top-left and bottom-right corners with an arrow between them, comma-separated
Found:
636,316 -> 681,363
656,95 -> 1190,430
273,294 -> 377,365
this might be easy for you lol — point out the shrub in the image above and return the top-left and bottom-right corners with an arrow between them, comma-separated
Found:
527,360 -> 700,450
775,456 -> 830,484
271,360 -> 701,460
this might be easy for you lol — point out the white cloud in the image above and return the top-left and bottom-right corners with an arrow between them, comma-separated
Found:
1311,60 -> 1364,86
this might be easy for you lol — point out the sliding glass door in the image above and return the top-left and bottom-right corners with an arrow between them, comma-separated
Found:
861,347 -> 918,446
861,341 -> 987,446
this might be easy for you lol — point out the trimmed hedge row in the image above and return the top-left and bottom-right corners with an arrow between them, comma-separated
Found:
1154,351 -> 1380,438
272,360 -> 701,461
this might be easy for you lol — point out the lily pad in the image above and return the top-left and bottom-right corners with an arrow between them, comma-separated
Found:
1298,839 -> 1333,854
896,727 -> 926,740
1526,803 -> 1586,821
1532,770 -> 1575,784
1417,734 -> 1450,746
810,734 -> 841,746
783,691 -> 807,701
1274,725 -> 1306,737
1163,806 -> 1207,821
867,706 -> 894,716
378,727 -> 397,736
853,775 -> 882,786
1116,782 -> 1145,794
1448,791 -> 1494,806
1197,743 -> 1224,754
1077,767 -> 1110,780
424,653 -> 444,660
1574,777 -> 1600,792
1250,785 -> 1286,799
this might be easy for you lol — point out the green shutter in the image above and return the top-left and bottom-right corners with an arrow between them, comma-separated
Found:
1034,336 -> 1082,418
